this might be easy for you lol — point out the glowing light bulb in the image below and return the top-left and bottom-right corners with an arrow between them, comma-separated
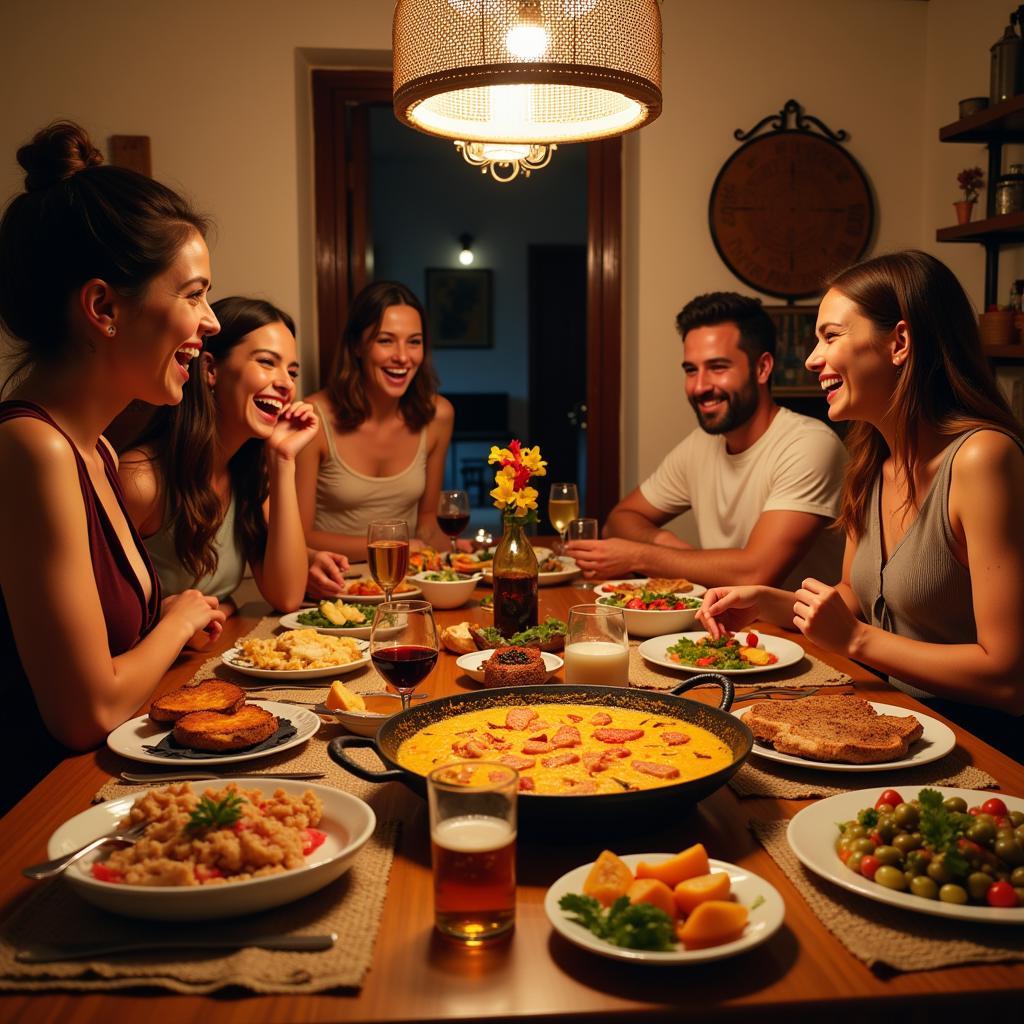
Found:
506,2 -> 547,60
458,247 -> 474,266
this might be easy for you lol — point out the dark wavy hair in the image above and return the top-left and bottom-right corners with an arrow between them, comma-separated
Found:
326,281 -> 438,432
828,250 -> 1023,538
0,120 -> 208,387
124,297 -> 295,581
675,291 -> 776,370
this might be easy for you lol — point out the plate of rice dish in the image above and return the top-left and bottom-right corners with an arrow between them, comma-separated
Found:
46,779 -> 376,920
222,628 -> 369,681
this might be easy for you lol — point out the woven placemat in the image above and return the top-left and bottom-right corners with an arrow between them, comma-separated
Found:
752,819 -> 1024,971
627,641 -> 851,691
0,820 -> 398,993
0,615 -> 403,993
729,746 -> 999,799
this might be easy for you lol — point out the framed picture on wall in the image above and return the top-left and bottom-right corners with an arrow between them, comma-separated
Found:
426,268 -> 493,349
764,305 -> 819,395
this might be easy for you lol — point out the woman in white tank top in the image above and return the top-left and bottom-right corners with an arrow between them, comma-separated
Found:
296,282 -> 455,565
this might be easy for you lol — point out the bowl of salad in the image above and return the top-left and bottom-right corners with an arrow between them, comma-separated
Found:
596,589 -> 703,638
411,568 -> 483,609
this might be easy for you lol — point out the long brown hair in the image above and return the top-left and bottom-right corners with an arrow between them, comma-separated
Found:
830,250 -> 1023,538
123,297 -> 295,580
0,120 -> 208,389
326,281 -> 438,432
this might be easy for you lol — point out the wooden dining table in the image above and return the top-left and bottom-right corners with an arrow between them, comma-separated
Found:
2,574 -> 1022,1022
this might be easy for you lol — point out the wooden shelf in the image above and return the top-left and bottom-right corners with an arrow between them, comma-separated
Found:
936,211 -> 1024,243
983,344 -> 1024,358
940,94 -> 1024,142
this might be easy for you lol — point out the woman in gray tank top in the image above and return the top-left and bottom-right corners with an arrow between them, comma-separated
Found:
697,251 -> 1024,758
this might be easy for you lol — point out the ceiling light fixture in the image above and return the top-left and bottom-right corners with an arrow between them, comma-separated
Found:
393,0 -> 662,183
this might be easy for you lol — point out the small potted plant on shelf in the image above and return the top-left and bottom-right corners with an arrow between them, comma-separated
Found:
955,166 -> 984,224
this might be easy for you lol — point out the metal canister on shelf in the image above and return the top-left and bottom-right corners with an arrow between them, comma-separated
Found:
995,164 -> 1024,215
991,21 -> 1023,104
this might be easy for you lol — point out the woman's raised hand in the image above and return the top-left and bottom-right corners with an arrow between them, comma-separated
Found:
793,578 -> 863,655
161,590 -> 226,650
306,550 -> 350,599
267,401 -> 320,461
696,586 -> 763,639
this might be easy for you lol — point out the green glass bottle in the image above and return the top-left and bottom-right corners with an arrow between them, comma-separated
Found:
492,513 -> 539,639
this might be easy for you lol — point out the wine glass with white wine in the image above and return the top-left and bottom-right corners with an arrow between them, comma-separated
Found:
367,519 -> 410,602
548,482 -> 578,554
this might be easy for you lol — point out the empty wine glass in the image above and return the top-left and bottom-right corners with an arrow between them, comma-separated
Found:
437,490 -> 470,560
370,600 -> 439,711
367,519 -> 410,602
548,482 -> 578,554
567,517 -> 599,590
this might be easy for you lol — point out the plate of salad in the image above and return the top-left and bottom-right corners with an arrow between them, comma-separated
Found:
279,602 -> 377,639
637,631 -> 805,675
544,851 -> 784,964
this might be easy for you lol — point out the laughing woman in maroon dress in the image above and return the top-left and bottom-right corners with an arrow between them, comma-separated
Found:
0,121 -> 225,809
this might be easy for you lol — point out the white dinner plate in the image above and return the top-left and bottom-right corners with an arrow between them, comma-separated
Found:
483,555 -> 581,587
594,579 -> 707,600
544,854 -> 784,964
278,609 -> 376,640
733,702 -> 956,773
47,778 -> 376,920
788,787 -> 1024,923
106,700 -> 321,766
455,649 -> 564,683
221,646 -> 370,683
637,631 -> 805,676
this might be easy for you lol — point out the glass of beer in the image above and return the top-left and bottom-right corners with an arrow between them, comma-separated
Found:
567,517 -> 599,590
427,761 -> 518,945
563,604 -> 629,685
366,519 -> 410,602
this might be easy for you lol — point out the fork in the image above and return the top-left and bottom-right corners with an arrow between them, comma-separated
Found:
23,820 -> 149,880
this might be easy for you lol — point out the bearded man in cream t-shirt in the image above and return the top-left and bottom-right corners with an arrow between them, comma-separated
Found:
567,292 -> 847,591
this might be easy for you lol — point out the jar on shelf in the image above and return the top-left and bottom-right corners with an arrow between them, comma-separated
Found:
995,164 -> 1024,214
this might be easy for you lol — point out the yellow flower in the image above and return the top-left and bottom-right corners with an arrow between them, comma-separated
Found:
514,486 -> 539,514
488,446 -> 513,466
520,446 -> 547,477
490,466 -> 517,510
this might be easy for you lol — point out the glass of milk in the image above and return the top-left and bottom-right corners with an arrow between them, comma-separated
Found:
563,604 -> 629,685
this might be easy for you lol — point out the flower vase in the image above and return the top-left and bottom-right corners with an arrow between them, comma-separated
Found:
954,200 -> 976,225
492,513 -> 538,639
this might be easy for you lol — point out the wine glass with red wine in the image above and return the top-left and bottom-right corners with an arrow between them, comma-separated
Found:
367,519 -> 410,602
370,600 -> 439,711
437,489 -> 470,560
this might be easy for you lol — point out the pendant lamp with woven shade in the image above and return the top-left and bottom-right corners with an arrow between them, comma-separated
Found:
393,1 -> 662,179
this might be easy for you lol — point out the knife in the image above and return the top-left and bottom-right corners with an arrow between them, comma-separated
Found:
16,932 -> 337,962
118,770 -> 326,783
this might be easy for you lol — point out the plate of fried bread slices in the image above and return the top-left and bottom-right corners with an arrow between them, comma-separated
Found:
594,578 -> 706,600
221,628 -> 370,682
107,681 -> 321,765
732,695 -> 954,771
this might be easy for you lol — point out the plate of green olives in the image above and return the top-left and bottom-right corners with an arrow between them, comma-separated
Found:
788,787 -> 1024,922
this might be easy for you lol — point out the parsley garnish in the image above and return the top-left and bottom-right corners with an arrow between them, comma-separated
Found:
918,788 -> 969,875
187,792 -> 246,832
856,807 -> 879,828
559,893 -> 676,951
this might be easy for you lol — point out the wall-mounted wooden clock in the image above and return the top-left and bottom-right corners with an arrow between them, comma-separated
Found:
708,100 -> 874,300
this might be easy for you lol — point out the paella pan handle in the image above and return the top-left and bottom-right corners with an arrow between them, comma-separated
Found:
669,673 -> 734,711
328,736 -> 406,783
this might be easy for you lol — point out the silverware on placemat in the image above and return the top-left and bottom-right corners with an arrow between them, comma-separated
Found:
118,770 -> 326,784
16,932 -> 338,962
732,686 -> 823,703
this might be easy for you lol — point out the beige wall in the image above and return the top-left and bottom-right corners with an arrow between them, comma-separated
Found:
0,0 -> 1016,533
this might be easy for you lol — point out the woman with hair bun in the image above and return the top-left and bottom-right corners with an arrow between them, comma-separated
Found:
296,280 -> 456,564
699,250 -> 1024,757
0,121 -> 225,808
118,296 -> 347,612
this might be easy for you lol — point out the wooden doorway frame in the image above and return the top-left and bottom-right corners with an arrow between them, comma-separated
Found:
311,69 -> 621,522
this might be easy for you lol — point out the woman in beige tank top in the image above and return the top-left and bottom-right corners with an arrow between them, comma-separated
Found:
296,282 -> 455,567
697,251 -> 1024,729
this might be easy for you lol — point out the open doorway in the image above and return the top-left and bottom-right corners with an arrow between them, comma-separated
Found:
312,69 -> 622,529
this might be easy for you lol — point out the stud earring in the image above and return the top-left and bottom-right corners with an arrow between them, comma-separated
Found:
107,325 -> 116,336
